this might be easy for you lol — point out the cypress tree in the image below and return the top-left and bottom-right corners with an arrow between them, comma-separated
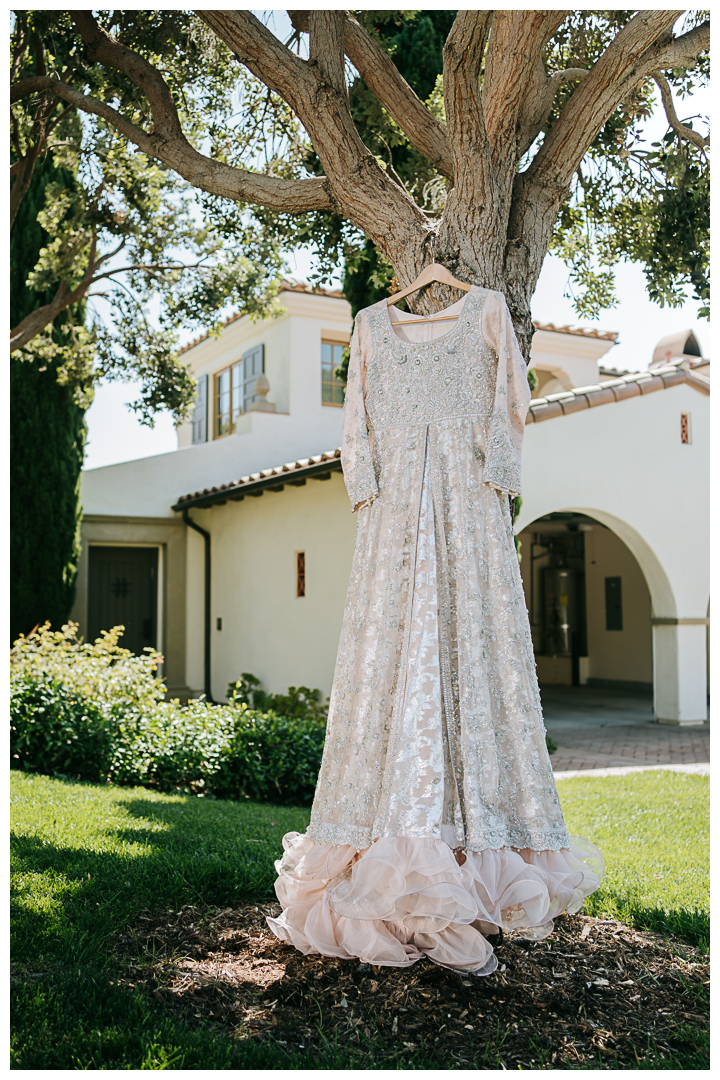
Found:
10,157 -> 88,641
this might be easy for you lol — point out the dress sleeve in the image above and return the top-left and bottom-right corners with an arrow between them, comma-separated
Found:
481,291 -> 532,498
341,312 -> 379,513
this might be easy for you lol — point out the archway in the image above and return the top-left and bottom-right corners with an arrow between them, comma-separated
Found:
515,506 -> 707,725
517,511 -> 655,697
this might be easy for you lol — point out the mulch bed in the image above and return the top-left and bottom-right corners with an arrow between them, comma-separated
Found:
111,901 -> 709,1069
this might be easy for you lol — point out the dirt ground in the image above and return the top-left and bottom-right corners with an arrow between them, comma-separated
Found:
111,901 -> 709,1069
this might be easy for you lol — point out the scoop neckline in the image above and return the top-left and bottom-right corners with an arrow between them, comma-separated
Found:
383,285 -> 477,347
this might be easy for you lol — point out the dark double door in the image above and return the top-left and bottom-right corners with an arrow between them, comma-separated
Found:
87,546 -> 158,655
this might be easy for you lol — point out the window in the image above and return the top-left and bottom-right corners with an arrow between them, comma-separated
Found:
605,576 -> 623,631
213,345 -> 264,438
681,412 -> 692,444
296,551 -> 306,597
322,340 -> 347,406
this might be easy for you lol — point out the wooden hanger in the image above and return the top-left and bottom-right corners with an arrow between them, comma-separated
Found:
387,262 -> 472,323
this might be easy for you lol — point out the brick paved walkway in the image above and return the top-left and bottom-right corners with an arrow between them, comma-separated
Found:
549,722 -> 709,773
539,685 -> 710,773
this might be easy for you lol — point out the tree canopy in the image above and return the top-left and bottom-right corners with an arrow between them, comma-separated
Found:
11,8 -> 709,399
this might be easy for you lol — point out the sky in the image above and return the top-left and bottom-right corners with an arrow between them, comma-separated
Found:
82,20 -> 709,472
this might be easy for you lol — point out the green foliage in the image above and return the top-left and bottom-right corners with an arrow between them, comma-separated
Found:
11,622 -> 165,711
228,672 -> 328,722
543,10 -> 709,319
10,154 -> 88,641
11,673 -> 112,781
11,10 -> 286,424
107,700 -> 325,806
11,624 -> 326,805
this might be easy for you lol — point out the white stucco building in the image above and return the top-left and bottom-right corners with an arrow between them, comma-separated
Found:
73,282 -> 709,725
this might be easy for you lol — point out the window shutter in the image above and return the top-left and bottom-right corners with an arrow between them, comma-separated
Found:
242,344 -> 265,412
192,375 -> 208,444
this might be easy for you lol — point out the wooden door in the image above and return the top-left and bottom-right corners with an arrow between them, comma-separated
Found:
87,546 -> 159,655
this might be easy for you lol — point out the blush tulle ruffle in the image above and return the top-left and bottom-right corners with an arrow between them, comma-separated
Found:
266,833 -> 604,977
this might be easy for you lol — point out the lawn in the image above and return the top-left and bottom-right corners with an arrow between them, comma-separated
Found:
10,769 -> 708,1070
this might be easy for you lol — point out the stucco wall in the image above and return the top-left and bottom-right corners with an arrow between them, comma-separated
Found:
517,381 -> 709,621
584,525 -> 652,684
184,471 -> 356,702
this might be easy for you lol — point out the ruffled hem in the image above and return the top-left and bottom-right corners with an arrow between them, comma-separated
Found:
266,833 -> 604,977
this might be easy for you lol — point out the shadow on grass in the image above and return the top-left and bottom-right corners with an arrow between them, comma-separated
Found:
10,963 -> 312,1071
582,889 -> 709,950
10,790 -> 309,966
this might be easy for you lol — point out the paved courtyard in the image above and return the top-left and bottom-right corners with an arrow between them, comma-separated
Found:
540,685 -> 710,773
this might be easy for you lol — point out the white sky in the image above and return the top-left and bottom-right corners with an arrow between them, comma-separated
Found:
83,22 -> 710,472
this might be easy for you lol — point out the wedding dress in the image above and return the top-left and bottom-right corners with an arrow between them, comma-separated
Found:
267,286 -> 604,975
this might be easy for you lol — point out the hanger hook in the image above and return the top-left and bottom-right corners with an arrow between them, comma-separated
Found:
428,229 -> 437,264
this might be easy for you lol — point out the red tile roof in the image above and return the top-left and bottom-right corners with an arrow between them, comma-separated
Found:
526,363 -> 709,423
177,280 -> 347,356
173,364 -> 708,510
532,321 -> 618,341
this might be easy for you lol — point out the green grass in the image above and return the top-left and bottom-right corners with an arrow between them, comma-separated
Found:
557,771 -> 709,948
11,768 -> 709,1069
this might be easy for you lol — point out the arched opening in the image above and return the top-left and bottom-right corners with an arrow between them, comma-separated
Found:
517,510 -> 656,726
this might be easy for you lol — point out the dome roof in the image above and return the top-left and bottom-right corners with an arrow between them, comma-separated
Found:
650,329 -> 703,368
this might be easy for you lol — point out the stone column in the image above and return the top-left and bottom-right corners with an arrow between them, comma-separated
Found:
652,618 -> 708,725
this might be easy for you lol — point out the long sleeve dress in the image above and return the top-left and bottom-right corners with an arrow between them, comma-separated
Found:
267,286 -> 604,976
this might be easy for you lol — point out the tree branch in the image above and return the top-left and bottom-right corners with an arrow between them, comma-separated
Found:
10,234 -> 99,353
198,10 -> 312,114
516,66 -> 590,159
72,11 -> 185,140
527,10 -> 690,196
290,10 -> 454,181
653,71 -> 709,149
32,76 -> 331,213
199,8 -> 430,274
651,19 -> 710,68
482,11 -> 567,165
10,74 -> 59,104
308,11 -> 347,99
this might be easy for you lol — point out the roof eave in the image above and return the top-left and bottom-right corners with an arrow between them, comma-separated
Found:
172,455 -> 343,512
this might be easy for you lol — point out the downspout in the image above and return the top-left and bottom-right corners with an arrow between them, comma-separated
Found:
181,508 -> 214,703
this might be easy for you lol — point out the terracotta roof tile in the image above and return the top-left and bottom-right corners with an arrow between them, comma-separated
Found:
173,365 -> 707,508
532,321 -> 618,341
525,363 -> 708,423
177,279 -> 347,356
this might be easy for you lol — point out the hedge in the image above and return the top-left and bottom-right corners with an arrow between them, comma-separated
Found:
10,623 -> 327,805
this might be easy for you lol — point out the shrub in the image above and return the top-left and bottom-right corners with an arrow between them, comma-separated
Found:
215,708 -> 327,804
107,700 -> 325,804
11,672 -> 112,782
10,627 -> 327,804
228,672 -> 328,723
10,621 -> 165,710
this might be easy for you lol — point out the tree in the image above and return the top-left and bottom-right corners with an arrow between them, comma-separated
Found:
11,10 -> 709,366
10,10 -> 287,426
10,155 -> 87,640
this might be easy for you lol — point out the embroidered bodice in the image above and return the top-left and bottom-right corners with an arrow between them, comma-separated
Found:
341,286 -> 531,511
